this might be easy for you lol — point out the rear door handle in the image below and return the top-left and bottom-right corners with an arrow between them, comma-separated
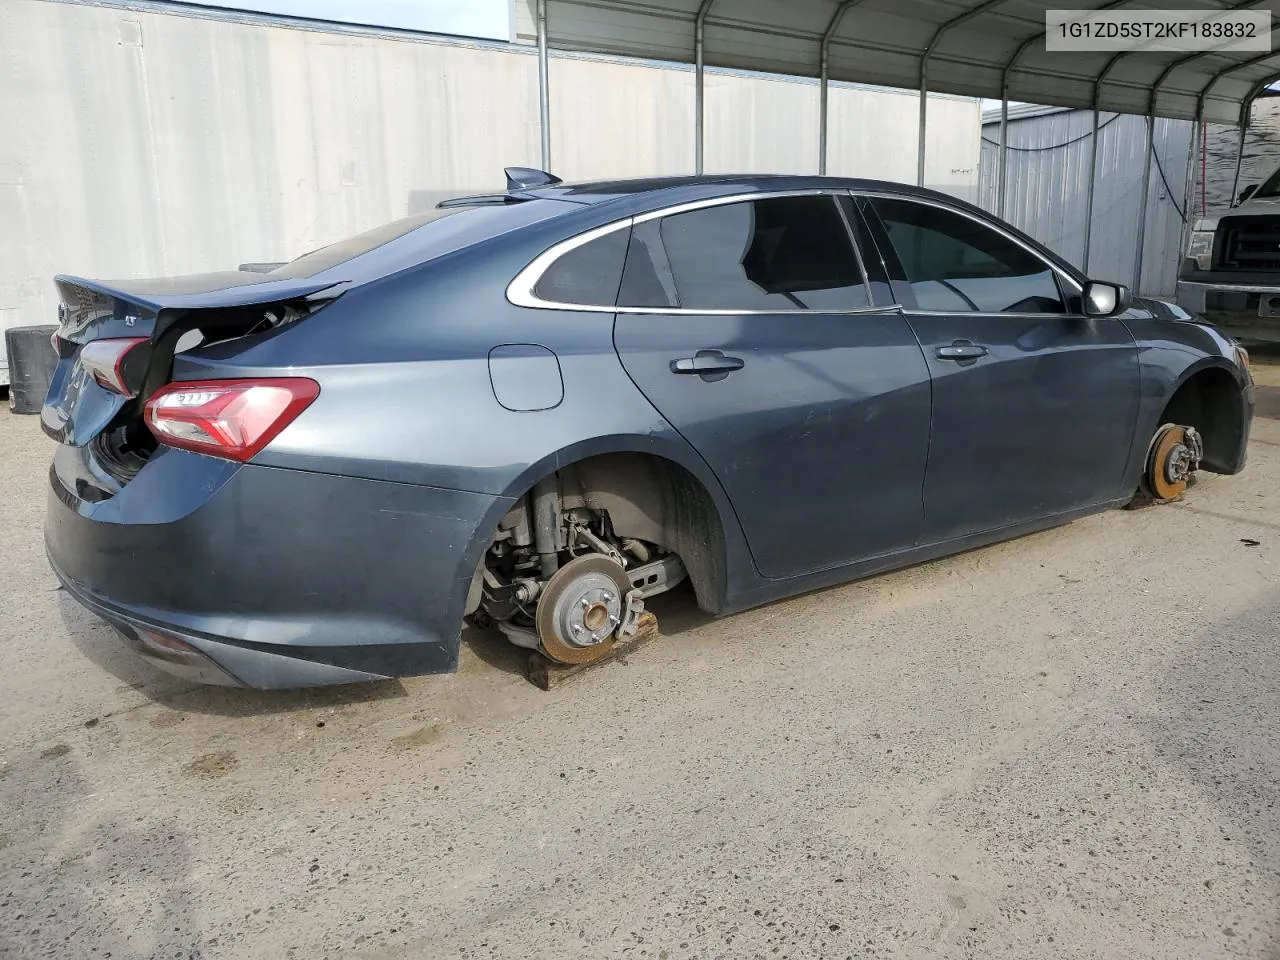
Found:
670,350 -> 745,378
935,341 -> 988,363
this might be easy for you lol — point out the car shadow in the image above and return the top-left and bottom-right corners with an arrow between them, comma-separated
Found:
55,591 -> 409,717
1,748 -> 204,957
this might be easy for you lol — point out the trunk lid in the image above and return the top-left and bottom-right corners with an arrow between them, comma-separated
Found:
43,272 -> 340,448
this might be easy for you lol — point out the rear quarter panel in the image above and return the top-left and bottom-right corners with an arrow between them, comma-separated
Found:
172,222 -> 759,611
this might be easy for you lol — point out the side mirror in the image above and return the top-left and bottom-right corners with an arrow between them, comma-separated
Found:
1083,280 -> 1130,317
1237,183 -> 1258,205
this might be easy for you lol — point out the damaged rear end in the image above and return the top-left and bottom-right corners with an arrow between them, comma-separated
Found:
43,272 -> 363,687
43,272 -> 337,471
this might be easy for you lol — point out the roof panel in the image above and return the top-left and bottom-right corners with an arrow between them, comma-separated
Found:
545,0 -> 1280,124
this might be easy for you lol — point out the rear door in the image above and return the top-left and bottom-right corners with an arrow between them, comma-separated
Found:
612,192 -> 933,580
860,194 -> 1140,542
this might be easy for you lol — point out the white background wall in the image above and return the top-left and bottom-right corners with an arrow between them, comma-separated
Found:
0,0 -> 981,365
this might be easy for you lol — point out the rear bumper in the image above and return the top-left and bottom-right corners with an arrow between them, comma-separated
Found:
1176,280 -> 1280,342
46,444 -> 507,689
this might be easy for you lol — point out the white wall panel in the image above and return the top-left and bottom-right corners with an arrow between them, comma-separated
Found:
0,0 -> 980,376
550,56 -> 694,180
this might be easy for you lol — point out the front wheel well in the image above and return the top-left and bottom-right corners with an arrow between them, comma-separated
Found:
1160,366 -> 1246,474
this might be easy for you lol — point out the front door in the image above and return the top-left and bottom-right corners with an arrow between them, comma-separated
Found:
612,193 -> 933,579
862,195 -> 1141,543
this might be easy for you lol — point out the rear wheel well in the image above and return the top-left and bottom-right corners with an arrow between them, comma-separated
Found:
553,452 -> 727,614
1160,367 -> 1245,474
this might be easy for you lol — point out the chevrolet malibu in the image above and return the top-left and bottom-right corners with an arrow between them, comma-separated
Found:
43,170 -> 1254,688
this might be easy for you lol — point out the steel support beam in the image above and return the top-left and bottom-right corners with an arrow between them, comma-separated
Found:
1196,44 -> 1280,124
1098,0 -> 1261,117
1230,116 -> 1249,203
1133,113 -> 1155,294
695,0 -> 715,175
536,0 -> 550,170
819,1 -> 862,175
997,98 -> 1008,217
1180,118 -> 1198,251
1145,5 -> 1270,119
1084,108 -> 1100,274
996,0 -> 1134,221
918,0 -> 1010,187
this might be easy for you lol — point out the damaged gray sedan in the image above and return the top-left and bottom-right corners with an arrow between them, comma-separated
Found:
43,171 -> 1253,688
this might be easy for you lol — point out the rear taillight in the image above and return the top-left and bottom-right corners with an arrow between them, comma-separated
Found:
79,337 -> 149,396
144,378 -> 320,463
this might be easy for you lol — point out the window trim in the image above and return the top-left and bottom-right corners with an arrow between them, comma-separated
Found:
506,190 -> 888,316
853,191 -> 1085,319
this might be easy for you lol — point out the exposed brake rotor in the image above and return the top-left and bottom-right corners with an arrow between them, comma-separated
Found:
535,554 -> 638,665
1145,423 -> 1201,503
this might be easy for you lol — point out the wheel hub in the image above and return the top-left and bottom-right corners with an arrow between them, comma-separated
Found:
534,555 -> 633,665
554,575 -> 622,647
1163,442 -> 1193,486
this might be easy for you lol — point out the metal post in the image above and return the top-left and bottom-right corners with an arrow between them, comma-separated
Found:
1230,111 -> 1248,204
819,2 -> 861,176
1180,118 -> 1198,253
819,49 -> 829,175
695,0 -> 714,175
917,69 -> 927,187
997,95 -> 1008,217
1133,113 -> 1155,294
536,0 -> 550,171
1084,108 -> 1100,274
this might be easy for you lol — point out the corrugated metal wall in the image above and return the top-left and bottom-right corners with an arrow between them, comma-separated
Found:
0,0 -> 980,359
977,109 -> 1194,298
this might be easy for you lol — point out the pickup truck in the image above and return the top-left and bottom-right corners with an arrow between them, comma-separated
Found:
1177,171 -> 1280,343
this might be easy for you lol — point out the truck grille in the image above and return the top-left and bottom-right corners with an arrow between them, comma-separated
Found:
1217,215 -> 1280,271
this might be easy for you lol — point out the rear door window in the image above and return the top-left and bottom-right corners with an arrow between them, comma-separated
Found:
620,195 -> 870,311
868,197 -> 1065,314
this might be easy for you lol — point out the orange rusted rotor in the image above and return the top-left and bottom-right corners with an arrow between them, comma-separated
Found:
1146,424 -> 1193,502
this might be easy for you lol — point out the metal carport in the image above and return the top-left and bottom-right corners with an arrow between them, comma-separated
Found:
528,0 -> 1280,287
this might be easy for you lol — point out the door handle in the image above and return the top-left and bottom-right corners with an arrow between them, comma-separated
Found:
935,340 -> 988,363
670,350 -> 745,378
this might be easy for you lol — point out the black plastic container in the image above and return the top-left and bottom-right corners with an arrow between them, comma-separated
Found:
6,324 -> 59,415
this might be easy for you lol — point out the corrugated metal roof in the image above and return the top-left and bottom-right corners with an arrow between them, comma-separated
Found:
535,0 -> 1280,125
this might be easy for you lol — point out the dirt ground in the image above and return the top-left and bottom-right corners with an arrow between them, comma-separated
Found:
2,357 -> 1280,960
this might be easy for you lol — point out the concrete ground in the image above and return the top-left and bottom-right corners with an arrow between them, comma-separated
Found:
2,360 -> 1279,960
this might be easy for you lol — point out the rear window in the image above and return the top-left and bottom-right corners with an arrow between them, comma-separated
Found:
271,211 -> 456,277
268,199 -> 575,282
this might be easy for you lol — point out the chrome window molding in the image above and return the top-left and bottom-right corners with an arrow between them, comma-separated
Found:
506,189 -> 878,315
903,309 -> 1083,320
507,218 -> 634,311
